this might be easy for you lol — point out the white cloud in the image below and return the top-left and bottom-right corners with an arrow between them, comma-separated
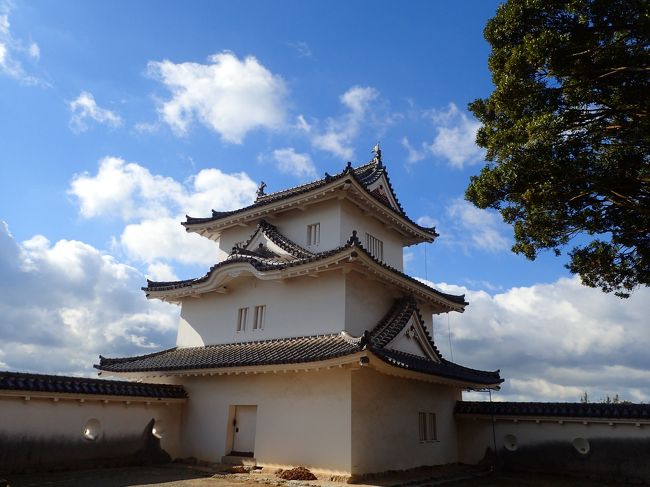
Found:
68,157 -> 258,267
146,262 -> 178,282
121,217 -> 219,265
442,198 -> 510,253
305,86 -> 380,159
424,276 -> 650,402
28,41 -> 38,60
69,91 -> 122,133
149,51 -> 288,143
0,221 -> 178,376
0,13 -> 9,34
0,7 -> 42,85
289,41 -> 312,58
425,103 -> 484,168
416,215 -> 438,228
401,136 -> 426,164
69,157 -> 257,221
272,147 -> 317,179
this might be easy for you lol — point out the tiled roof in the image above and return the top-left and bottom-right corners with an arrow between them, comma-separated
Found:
371,348 -> 502,386
369,298 -> 444,356
96,334 -> 362,373
143,232 -> 467,309
366,298 -> 501,386
183,158 -> 437,237
143,236 -> 351,292
0,370 -> 187,399
455,401 -> 650,420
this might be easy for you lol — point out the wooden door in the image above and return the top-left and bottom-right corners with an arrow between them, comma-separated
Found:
232,405 -> 257,456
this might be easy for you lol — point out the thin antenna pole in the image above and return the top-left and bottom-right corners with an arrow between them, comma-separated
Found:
447,313 -> 454,361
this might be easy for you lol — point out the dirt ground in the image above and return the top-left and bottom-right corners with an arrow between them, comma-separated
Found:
3,465 -> 230,487
2,465 -> 630,487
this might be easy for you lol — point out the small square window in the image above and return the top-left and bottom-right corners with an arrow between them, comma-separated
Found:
253,305 -> 266,330
418,412 -> 437,442
307,223 -> 320,246
237,307 -> 248,332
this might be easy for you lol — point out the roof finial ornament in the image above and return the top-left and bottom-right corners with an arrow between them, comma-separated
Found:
371,141 -> 382,166
256,181 -> 267,199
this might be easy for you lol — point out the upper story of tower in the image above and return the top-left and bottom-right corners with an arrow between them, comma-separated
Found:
183,149 -> 437,271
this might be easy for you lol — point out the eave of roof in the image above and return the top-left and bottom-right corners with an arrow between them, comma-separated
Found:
0,370 -> 187,399
96,333 -> 364,374
143,231 -> 467,311
370,348 -> 502,387
455,401 -> 650,421
183,159 -> 438,243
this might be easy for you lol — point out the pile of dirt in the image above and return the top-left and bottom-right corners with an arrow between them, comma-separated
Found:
278,467 -> 317,481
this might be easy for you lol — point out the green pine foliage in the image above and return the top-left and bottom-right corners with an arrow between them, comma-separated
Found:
467,0 -> 650,297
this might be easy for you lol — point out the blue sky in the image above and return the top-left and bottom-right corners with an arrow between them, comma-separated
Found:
1,0 -> 648,402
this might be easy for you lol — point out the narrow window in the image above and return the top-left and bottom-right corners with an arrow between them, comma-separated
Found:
253,305 -> 266,330
237,307 -> 248,332
418,412 -> 426,441
428,412 -> 437,441
418,412 -> 437,442
307,223 -> 320,246
366,233 -> 384,261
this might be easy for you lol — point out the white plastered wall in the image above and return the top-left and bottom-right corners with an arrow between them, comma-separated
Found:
275,199 -> 342,252
344,272 -> 400,337
0,394 -> 183,459
219,224 -> 254,260
174,369 -> 352,474
340,200 -> 405,271
350,367 -> 462,474
177,272 -> 346,347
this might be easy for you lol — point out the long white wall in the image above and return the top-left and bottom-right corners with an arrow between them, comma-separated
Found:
177,272 -> 346,347
175,369 -> 352,474
351,367 -> 461,474
457,416 -> 650,481
458,417 -> 650,464
0,394 -> 183,470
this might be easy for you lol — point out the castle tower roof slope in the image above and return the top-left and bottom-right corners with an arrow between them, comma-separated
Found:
183,157 -> 438,244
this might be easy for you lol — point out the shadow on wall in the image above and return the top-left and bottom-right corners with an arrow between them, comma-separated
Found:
493,437 -> 650,483
0,419 -> 170,474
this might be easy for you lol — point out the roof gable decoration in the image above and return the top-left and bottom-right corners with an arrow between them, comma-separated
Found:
385,313 -> 441,363
230,220 -> 314,262
365,173 -> 403,215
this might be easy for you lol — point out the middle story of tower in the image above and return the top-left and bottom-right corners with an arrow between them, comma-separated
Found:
143,158 -> 466,350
